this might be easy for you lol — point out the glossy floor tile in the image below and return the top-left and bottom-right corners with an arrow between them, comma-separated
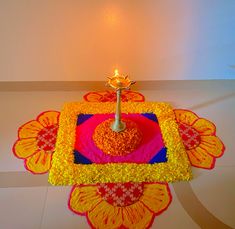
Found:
0,187 -> 48,229
190,166 -> 235,228
41,186 -> 90,229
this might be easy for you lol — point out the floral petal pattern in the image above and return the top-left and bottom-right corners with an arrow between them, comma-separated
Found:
187,148 -> 215,169
122,202 -> 153,229
174,109 -> 198,126
69,185 -> 102,214
83,90 -> 145,102
175,109 -> 225,169
68,182 -> 172,229
192,119 -> 216,135
140,183 -> 171,213
13,111 -> 60,174
200,136 -> 224,157
37,111 -> 60,127
12,102 -> 226,229
84,92 -> 103,102
88,200 -> 122,229
13,138 -> 38,159
18,120 -> 43,138
123,91 -> 145,102
25,150 -> 52,174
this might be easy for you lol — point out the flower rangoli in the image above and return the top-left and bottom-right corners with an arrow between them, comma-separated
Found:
12,91 -> 226,229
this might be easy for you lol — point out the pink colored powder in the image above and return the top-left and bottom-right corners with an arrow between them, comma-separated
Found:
74,114 -> 165,164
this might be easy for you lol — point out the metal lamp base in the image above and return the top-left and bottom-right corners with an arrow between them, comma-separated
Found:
111,120 -> 126,132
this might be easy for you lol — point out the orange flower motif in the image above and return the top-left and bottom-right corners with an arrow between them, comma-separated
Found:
13,111 -> 60,174
83,90 -> 145,102
174,109 -> 225,169
69,182 -> 171,229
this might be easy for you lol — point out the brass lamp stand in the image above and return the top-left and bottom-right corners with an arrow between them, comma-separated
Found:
107,69 -> 135,132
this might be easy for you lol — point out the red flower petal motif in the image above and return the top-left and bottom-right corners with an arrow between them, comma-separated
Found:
83,90 -> 145,102
13,111 -> 60,174
174,109 -> 225,169
68,182 -> 172,229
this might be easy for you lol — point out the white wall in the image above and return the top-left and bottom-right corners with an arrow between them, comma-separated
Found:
0,0 -> 235,81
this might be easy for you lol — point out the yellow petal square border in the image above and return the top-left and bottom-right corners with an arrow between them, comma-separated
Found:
48,102 -> 192,185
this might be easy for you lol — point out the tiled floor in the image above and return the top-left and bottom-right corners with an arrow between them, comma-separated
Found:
0,187 -> 47,229
0,80 -> 234,229
41,186 -> 90,229
190,166 -> 235,227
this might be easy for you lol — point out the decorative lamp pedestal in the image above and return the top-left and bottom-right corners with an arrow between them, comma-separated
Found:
111,89 -> 126,132
107,69 -> 135,133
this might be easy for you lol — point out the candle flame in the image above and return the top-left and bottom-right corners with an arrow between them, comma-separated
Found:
114,69 -> 119,76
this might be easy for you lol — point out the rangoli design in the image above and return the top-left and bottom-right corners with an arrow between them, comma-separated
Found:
48,102 -> 192,185
84,90 -> 145,102
12,91 -> 225,229
175,109 -> 225,169
13,111 -> 60,174
69,182 -> 171,229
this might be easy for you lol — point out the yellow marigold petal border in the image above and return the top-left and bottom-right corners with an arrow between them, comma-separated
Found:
140,183 -> 172,213
69,185 -> 102,214
48,102 -> 192,185
87,200 -> 123,229
13,138 -> 39,159
18,120 -> 44,139
25,150 -> 52,174
37,111 -> 60,127
122,201 -> 153,229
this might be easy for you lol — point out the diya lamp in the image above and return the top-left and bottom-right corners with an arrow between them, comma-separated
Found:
107,69 -> 135,132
